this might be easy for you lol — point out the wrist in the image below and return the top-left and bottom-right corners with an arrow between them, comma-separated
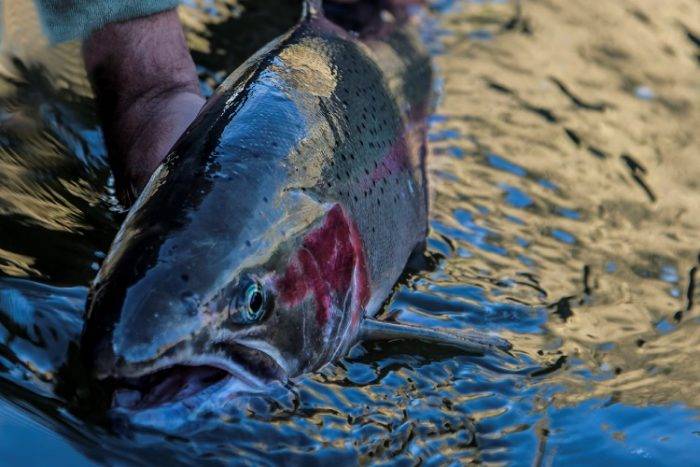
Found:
82,9 -> 203,204
82,8 -> 200,117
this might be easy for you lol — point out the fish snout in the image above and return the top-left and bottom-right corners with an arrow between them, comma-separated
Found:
82,287 -> 210,380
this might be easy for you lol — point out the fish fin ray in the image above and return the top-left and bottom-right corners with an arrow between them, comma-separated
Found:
358,318 -> 512,355
302,0 -> 324,20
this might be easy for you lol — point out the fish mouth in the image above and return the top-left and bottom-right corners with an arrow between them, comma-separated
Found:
110,363 -> 232,410
105,349 -> 286,410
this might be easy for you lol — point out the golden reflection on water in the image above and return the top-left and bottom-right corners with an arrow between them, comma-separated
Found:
428,0 -> 700,408
0,0 -> 109,281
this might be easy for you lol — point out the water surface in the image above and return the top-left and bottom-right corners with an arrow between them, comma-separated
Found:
0,0 -> 699,464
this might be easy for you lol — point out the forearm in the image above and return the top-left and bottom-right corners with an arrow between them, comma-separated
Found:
82,9 -> 203,204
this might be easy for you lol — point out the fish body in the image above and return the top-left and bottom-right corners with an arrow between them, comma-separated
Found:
82,1 -> 434,409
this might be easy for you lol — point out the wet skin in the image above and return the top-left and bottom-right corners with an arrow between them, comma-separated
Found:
81,3 -> 435,409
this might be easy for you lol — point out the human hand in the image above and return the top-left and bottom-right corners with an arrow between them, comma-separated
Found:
83,9 -> 204,205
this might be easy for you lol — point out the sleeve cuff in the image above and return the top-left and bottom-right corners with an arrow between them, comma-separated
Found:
33,0 -> 181,43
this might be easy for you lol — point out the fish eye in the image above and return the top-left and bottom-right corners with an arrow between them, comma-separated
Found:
233,280 -> 268,324
246,283 -> 264,315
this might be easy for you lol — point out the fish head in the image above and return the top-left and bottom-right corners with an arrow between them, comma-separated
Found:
82,171 -> 369,410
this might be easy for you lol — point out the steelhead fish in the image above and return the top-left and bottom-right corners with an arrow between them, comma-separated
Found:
81,0 -> 509,410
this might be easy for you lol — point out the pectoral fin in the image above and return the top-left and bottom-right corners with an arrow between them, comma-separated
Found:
359,318 -> 512,355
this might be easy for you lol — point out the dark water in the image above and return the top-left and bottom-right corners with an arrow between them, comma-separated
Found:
1,0 -> 700,464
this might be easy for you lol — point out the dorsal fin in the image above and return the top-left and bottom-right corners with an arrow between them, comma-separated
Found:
302,0 -> 323,20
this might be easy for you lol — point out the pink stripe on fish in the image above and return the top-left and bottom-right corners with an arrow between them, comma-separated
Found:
371,136 -> 411,184
275,204 -> 369,327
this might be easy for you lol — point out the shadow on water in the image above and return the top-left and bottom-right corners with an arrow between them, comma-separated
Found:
0,0 -> 699,464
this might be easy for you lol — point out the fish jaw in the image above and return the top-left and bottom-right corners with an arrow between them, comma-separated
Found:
100,342 -> 288,411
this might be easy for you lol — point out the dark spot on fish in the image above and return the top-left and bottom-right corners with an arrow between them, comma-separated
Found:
263,197 -> 268,203
181,274 -> 189,283
245,240 -> 252,247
